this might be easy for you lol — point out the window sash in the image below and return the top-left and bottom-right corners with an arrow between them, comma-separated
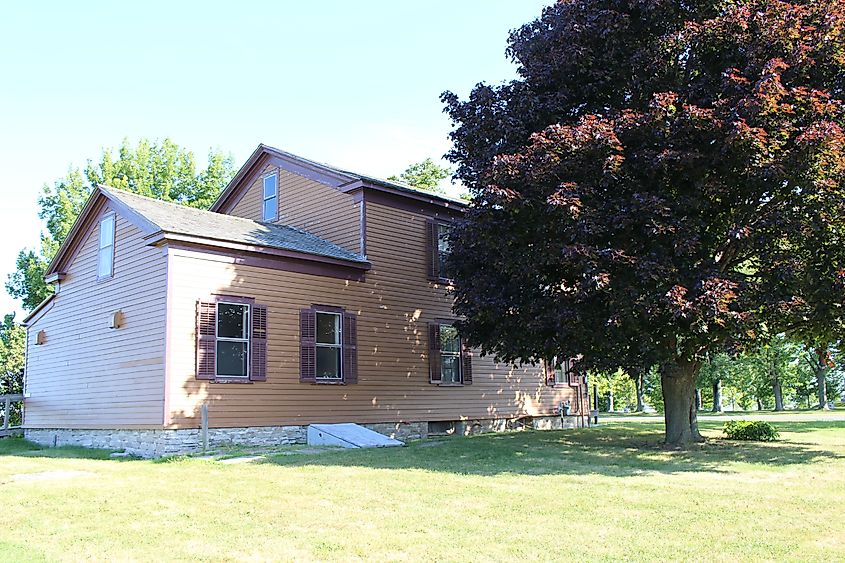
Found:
439,323 -> 462,383
216,302 -> 250,378
553,357 -> 571,385
262,174 -> 278,221
315,312 -> 342,379
437,223 -> 451,279
97,215 -> 115,278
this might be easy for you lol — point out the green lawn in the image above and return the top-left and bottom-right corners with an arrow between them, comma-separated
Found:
2,419 -> 843,561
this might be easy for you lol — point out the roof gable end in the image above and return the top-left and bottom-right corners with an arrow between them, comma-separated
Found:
210,144 -> 467,215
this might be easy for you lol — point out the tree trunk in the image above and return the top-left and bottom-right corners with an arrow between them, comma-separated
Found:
635,372 -> 645,412
694,388 -> 702,411
813,346 -> 830,410
661,359 -> 703,446
756,397 -> 763,411
773,377 -> 784,411
712,379 -> 722,412
608,387 -> 614,412
816,370 -> 829,410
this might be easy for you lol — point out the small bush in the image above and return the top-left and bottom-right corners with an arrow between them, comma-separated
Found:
723,420 -> 779,442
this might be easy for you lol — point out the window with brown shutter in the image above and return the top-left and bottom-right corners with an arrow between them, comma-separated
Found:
195,296 -> 265,383
426,219 -> 453,282
429,321 -> 472,385
301,305 -> 358,384
546,357 -> 577,386
544,359 -> 556,386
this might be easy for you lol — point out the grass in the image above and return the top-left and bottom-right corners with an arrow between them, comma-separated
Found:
1,418 -> 843,561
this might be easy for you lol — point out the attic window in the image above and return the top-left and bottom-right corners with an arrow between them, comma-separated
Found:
263,173 -> 278,221
97,213 -> 115,279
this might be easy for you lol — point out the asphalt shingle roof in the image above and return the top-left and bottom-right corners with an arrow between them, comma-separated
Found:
101,186 -> 367,264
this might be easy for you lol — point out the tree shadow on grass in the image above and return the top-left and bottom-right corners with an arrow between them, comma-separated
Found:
263,422 -> 845,478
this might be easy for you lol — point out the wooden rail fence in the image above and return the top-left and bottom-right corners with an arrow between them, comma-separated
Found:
0,394 -> 24,437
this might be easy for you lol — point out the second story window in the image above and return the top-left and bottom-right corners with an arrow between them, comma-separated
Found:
97,213 -> 115,279
426,220 -> 453,281
263,173 -> 278,221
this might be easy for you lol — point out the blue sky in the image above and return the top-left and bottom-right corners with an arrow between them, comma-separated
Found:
0,1 -> 551,317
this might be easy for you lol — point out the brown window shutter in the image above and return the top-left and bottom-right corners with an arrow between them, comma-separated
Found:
300,308 -> 316,383
426,219 -> 439,280
428,322 -> 442,383
568,357 -> 581,386
196,300 -> 217,380
544,359 -> 556,386
342,312 -> 358,384
460,337 -> 473,385
249,304 -> 268,381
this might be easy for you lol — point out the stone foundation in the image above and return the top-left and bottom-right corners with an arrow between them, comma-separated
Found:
24,415 -> 585,458
24,425 -> 305,458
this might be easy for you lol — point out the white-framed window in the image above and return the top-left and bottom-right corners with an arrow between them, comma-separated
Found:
97,213 -> 116,279
315,311 -> 342,380
439,324 -> 462,384
263,173 -> 278,221
553,357 -> 572,385
216,302 -> 250,378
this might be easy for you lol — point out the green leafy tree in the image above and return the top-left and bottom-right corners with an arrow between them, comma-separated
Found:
594,369 -> 636,412
0,314 -> 25,395
5,138 -> 235,312
442,0 -> 845,445
388,158 -> 450,194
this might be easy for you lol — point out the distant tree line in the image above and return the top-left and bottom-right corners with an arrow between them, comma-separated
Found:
594,335 -> 843,413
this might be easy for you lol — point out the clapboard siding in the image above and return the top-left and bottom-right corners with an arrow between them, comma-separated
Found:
24,205 -> 166,428
229,164 -> 361,254
166,200 -> 582,428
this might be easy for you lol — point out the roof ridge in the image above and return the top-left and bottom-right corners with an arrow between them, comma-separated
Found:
259,144 -> 465,205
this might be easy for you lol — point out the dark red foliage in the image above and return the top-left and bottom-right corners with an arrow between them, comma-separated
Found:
442,0 -> 845,384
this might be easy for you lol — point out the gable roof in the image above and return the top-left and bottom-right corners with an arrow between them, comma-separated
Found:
210,144 -> 468,214
45,185 -> 369,278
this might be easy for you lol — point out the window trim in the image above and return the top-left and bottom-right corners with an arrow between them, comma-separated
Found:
431,319 -> 470,386
439,323 -> 462,385
215,301 -> 251,380
262,172 -> 278,222
427,219 -> 455,283
552,357 -> 572,386
314,309 -> 343,382
97,212 -> 116,281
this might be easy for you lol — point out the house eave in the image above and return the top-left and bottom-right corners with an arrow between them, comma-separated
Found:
147,232 -> 371,272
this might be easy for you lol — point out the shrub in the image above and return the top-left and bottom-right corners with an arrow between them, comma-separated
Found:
723,420 -> 779,442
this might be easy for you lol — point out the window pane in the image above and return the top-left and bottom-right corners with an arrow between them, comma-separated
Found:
218,303 -> 248,339
440,324 -> 460,354
263,175 -> 277,199
316,312 -> 339,345
98,247 -> 113,277
217,341 -> 248,377
263,197 -> 277,221
99,215 -> 115,248
442,354 -> 461,383
316,346 -> 341,379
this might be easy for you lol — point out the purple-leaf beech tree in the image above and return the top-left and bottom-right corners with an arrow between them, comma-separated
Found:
441,0 -> 845,445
